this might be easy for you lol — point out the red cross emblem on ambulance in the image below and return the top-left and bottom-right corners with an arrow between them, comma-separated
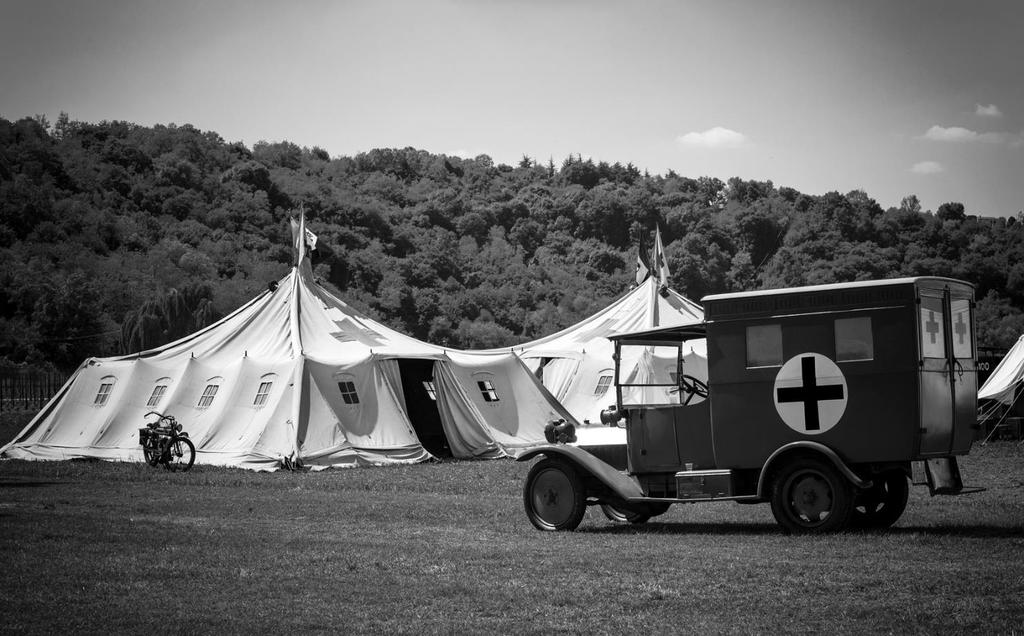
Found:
772,353 -> 848,435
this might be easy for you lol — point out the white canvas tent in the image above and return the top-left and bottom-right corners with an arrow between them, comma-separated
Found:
502,275 -> 706,431
503,227 -> 707,431
978,335 -> 1024,406
2,217 -> 573,470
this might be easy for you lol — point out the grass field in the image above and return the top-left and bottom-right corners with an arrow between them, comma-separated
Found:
1,411 -> 1023,634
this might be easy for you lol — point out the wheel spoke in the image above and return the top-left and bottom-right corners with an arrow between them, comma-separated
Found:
851,473 -> 909,529
856,490 -> 883,515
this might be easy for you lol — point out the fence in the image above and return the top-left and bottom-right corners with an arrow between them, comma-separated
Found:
0,370 -> 69,413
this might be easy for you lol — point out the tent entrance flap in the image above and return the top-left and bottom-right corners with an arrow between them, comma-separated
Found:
398,359 -> 451,458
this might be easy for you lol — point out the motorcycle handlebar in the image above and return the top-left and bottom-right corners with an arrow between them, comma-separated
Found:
144,411 -> 176,426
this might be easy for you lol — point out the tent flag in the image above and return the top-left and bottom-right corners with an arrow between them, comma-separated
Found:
635,234 -> 651,285
653,225 -> 670,284
289,210 -> 318,264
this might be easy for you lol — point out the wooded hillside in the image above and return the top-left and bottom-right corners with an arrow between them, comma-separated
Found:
2,114 -> 1023,372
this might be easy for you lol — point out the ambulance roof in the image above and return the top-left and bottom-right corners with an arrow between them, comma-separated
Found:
701,277 -> 975,322
701,276 -> 973,303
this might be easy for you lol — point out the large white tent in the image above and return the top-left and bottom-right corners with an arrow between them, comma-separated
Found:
507,276 -> 706,429
489,225 -> 703,437
2,217 -> 573,470
506,227 -> 706,430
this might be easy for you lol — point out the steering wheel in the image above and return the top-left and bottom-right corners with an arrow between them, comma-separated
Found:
678,374 -> 709,405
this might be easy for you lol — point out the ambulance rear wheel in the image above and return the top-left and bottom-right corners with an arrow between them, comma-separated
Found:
851,471 -> 909,529
524,458 -> 587,531
770,458 -> 854,533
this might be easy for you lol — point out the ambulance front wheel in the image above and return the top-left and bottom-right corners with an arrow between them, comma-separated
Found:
851,471 -> 909,529
770,457 -> 854,533
524,458 -> 587,531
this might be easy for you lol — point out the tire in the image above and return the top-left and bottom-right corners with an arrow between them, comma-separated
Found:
523,458 -> 587,531
851,471 -> 909,529
770,457 -> 854,533
164,436 -> 195,472
600,503 -> 651,525
143,442 -> 161,467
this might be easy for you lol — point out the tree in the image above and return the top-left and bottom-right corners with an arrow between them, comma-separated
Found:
936,202 -> 966,222
121,284 -> 219,353
976,290 -> 1024,349
899,194 -> 921,215
1,113 -> 1021,364
33,273 -> 115,370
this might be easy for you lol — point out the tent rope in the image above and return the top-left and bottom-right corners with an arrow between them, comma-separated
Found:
980,388 -> 1024,445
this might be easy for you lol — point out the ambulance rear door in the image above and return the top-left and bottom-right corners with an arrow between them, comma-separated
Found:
917,282 -> 976,456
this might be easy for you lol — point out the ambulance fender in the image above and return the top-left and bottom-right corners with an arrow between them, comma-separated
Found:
518,444 -> 645,501
756,441 -> 873,498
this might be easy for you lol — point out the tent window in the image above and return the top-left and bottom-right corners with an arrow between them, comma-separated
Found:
146,385 -> 168,408
478,380 -> 500,402
197,384 -> 219,408
253,381 -> 273,407
422,381 -> 437,401
338,381 -> 360,405
94,381 -> 114,407
594,374 -> 613,396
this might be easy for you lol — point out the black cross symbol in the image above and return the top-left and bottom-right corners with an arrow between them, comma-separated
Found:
924,311 -> 941,344
776,356 -> 845,432
954,313 -> 967,346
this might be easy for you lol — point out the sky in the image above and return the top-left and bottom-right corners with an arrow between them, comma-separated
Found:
2,0 -> 1023,217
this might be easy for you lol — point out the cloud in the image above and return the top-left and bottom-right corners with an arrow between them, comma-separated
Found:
922,125 -> 1012,144
976,103 -> 1002,117
911,161 -> 943,175
677,127 -> 748,149
923,125 -> 987,142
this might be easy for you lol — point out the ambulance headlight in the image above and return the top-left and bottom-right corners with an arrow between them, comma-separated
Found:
600,406 -> 623,426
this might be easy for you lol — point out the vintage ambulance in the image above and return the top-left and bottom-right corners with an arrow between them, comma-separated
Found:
520,277 -> 978,533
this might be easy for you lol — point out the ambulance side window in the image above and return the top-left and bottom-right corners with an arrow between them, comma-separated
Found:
746,324 -> 783,368
835,317 -> 874,362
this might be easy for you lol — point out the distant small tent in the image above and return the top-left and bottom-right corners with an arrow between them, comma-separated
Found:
2,215 -> 572,470
978,335 -> 1024,436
